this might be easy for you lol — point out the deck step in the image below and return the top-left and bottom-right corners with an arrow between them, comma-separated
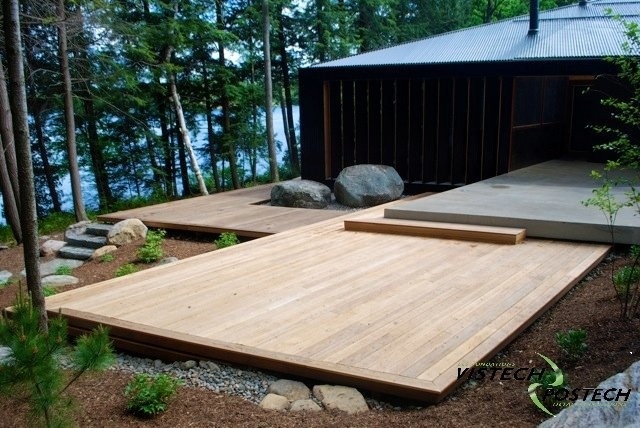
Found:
66,233 -> 108,249
344,217 -> 526,245
85,223 -> 114,237
57,246 -> 95,261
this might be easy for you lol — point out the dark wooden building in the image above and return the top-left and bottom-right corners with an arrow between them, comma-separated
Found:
299,0 -> 640,191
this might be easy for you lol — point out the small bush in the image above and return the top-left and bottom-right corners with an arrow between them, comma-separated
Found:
125,373 -> 182,417
38,211 -> 78,235
214,232 -> 240,249
54,265 -> 73,276
555,329 -> 587,363
43,286 -> 59,297
137,229 -> 166,263
115,263 -> 139,277
100,253 -> 115,263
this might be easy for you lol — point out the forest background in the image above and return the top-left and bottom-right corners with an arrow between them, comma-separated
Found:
0,0 -> 576,243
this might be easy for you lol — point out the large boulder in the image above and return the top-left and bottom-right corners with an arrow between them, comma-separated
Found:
271,180 -> 332,209
334,165 -> 403,208
107,219 -> 148,246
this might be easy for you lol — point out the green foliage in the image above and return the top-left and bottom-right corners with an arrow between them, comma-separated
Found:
99,253 -> 115,263
43,286 -> 59,297
214,232 -> 240,249
136,230 -> 166,263
555,329 -> 588,364
611,249 -> 640,318
124,373 -> 182,417
115,263 -> 139,277
38,212 -> 78,236
0,294 -> 114,427
0,225 -> 16,246
54,265 -> 73,276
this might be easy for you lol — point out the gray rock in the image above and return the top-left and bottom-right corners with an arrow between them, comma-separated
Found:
0,346 -> 11,363
64,221 -> 92,240
199,361 -> 220,372
107,219 -> 148,246
312,385 -> 368,414
268,379 -> 311,401
85,223 -> 115,237
270,180 -> 332,209
66,232 -> 107,249
0,245 -> 9,251
91,245 -> 118,260
57,246 -> 96,261
23,258 -> 84,277
157,257 -> 179,265
259,393 -> 290,411
290,399 -> 322,412
0,270 -> 13,283
334,164 -> 404,208
618,391 -> 640,427
181,360 -> 197,370
41,275 -> 79,288
40,239 -> 67,257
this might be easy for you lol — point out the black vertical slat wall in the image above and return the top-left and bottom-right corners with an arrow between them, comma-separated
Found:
316,76 -> 512,189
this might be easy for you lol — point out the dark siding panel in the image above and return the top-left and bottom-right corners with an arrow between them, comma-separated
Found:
437,78 -> 454,184
368,80 -> 382,164
467,78 -> 485,183
452,78 -> 469,185
407,79 -> 425,182
483,77 -> 502,179
329,81 -> 343,178
395,79 -> 410,177
354,80 -> 370,164
498,77 -> 513,174
381,80 -> 396,166
342,81 -> 356,167
424,79 -> 439,183
299,72 -> 324,182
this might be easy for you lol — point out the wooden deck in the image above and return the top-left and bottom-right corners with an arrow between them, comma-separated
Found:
45,204 -> 610,402
97,184 -> 347,237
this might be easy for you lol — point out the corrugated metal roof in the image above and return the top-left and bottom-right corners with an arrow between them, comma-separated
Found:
311,0 -> 640,68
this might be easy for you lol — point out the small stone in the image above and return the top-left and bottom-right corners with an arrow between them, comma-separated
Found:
40,239 -> 67,257
181,360 -> 197,370
290,399 -> 322,412
199,361 -> 220,372
259,393 -> 290,411
41,275 -> 79,288
313,385 -> 369,414
268,379 -> 311,401
91,245 -> 118,260
153,359 -> 163,369
157,257 -> 179,265
0,346 -> 11,363
0,246 -> 8,251
26,259 -> 84,277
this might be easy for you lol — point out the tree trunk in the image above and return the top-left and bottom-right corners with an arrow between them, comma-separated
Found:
277,8 -> 299,175
0,64 -> 20,211
158,91 -> 174,197
216,0 -> 240,189
202,62 -> 220,192
3,0 -> 47,331
57,0 -> 87,221
176,122 -> 190,196
0,67 -> 21,242
33,109 -> 62,212
263,0 -> 279,182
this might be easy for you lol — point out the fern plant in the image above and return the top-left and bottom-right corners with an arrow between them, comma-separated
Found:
555,329 -> 588,364
125,373 -> 182,417
137,229 -> 166,263
214,232 -> 240,249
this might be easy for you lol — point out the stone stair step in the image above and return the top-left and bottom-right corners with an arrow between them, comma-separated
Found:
57,246 -> 95,261
66,233 -> 107,249
85,223 -> 115,237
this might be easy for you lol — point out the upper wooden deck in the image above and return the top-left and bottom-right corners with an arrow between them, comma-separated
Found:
97,184 -> 347,237
46,203 -> 609,402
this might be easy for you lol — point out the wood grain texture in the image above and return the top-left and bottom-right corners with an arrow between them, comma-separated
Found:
48,201 -> 609,402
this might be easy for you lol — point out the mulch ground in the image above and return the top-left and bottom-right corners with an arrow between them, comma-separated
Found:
0,232 -> 638,427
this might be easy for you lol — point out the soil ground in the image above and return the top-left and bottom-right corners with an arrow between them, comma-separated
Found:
0,231 -> 638,427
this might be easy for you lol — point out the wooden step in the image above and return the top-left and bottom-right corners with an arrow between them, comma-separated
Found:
344,217 -> 526,245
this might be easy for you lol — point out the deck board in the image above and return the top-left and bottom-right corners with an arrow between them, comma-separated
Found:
97,184 -> 348,237
45,203 -> 609,402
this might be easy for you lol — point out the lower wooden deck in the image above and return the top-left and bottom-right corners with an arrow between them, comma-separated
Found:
46,207 -> 610,402
97,184 -> 347,237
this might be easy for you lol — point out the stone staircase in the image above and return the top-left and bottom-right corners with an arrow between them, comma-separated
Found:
58,223 -> 115,261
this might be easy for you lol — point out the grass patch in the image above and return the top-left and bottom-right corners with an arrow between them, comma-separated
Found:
115,263 -> 139,277
54,265 -> 73,276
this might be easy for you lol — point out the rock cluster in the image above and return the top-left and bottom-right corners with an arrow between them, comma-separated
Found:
538,360 -> 640,428
271,180 -> 332,209
334,164 -> 404,208
258,380 -> 368,413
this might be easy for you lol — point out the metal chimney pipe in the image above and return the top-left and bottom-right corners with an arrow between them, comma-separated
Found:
529,0 -> 539,35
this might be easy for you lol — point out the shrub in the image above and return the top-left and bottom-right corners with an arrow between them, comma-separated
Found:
555,329 -> 588,363
137,229 -> 166,263
43,286 -> 59,297
0,294 -> 114,427
125,373 -> 182,417
54,265 -> 73,276
115,263 -> 139,277
214,232 -> 240,249
100,253 -> 115,263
